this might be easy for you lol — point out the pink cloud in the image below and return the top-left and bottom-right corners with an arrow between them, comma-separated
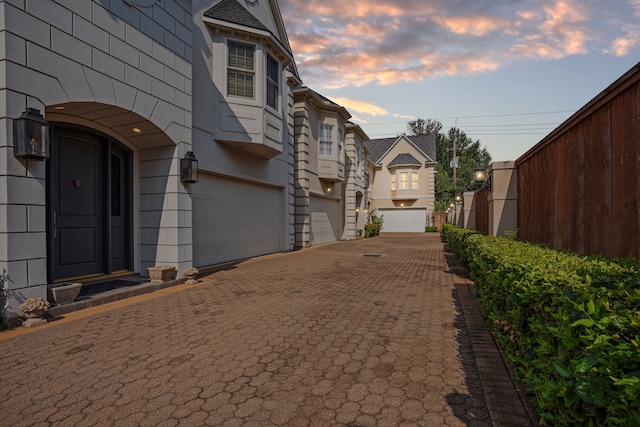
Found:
329,97 -> 390,116
432,15 -> 514,37
604,28 -> 640,56
279,0 -> 638,89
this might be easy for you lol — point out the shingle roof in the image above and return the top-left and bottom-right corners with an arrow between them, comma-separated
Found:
204,0 -> 270,33
364,134 -> 437,164
387,153 -> 422,167
310,88 -> 340,107
364,137 -> 395,164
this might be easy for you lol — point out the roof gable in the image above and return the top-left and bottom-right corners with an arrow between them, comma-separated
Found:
365,134 -> 436,165
204,0 -> 269,32
294,87 -> 351,120
387,153 -> 422,167
203,0 -> 298,77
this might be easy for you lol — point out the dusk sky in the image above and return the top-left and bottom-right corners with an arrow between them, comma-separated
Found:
279,0 -> 640,161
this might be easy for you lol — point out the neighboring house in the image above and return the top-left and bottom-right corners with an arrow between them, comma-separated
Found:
293,87 -> 350,247
365,135 -> 437,232
344,121 -> 370,239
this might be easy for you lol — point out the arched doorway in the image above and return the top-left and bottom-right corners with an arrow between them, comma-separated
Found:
48,126 -> 133,282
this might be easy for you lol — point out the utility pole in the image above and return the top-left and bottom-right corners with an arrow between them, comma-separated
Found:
452,118 -> 457,189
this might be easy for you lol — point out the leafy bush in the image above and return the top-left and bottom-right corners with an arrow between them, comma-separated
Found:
365,224 -> 381,237
425,226 -> 438,232
444,225 -> 640,426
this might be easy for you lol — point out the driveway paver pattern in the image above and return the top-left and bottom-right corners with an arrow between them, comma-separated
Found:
0,234 -> 537,426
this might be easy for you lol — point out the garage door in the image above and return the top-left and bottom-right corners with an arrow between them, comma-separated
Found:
193,175 -> 283,267
378,208 -> 426,233
309,196 -> 341,245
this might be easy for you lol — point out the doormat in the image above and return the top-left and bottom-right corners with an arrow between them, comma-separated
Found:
78,279 -> 148,298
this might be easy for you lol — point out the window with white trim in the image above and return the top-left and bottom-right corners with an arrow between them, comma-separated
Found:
319,124 -> 333,156
411,172 -> 419,189
391,173 -> 397,190
227,41 -> 255,98
338,127 -> 344,159
399,172 -> 409,189
266,53 -> 279,110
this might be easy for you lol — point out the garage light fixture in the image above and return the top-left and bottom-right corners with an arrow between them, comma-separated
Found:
181,151 -> 198,183
13,108 -> 49,161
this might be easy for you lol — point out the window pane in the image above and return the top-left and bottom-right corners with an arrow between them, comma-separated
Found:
399,172 -> 408,189
228,41 -> 255,98
229,41 -> 254,71
228,71 -> 254,97
266,55 -> 279,109
412,172 -> 419,189
319,124 -> 333,156
267,81 -> 277,109
391,173 -> 397,191
267,55 -> 279,83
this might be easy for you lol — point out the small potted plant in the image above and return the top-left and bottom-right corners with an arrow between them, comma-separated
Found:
184,267 -> 199,284
19,298 -> 50,328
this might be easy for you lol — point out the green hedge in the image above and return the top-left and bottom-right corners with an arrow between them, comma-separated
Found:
443,225 -> 640,426
365,224 -> 381,237
425,226 -> 438,232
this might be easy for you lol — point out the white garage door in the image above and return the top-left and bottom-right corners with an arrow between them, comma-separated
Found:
378,208 -> 427,233
309,196 -> 341,245
193,175 -> 283,267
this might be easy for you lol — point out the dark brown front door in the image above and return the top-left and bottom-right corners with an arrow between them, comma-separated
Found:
49,127 -> 132,282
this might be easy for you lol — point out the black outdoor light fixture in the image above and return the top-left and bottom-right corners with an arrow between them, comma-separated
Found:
180,151 -> 198,183
473,165 -> 492,192
13,108 -> 49,160
473,166 -> 486,183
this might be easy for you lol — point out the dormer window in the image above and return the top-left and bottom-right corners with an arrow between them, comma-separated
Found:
227,41 -> 255,99
266,54 -> 279,110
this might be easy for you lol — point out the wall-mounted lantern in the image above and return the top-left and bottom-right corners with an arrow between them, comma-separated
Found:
473,165 -> 491,192
13,108 -> 49,160
180,151 -> 198,183
473,166 -> 486,183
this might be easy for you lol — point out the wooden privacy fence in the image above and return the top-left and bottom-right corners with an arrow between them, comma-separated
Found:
474,189 -> 489,234
515,62 -> 640,259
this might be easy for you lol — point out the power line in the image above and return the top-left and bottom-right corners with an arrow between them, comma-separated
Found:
461,122 -> 560,128
436,110 -> 574,120
361,109 -> 574,127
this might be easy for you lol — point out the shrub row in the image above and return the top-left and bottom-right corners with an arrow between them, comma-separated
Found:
442,224 -> 640,426
365,224 -> 381,237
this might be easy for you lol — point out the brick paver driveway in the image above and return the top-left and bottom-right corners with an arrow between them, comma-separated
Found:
0,233 -> 537,426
